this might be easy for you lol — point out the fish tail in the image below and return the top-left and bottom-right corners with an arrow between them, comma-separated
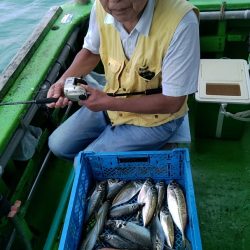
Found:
183,236 -> 186,247
135,210 -> 141,222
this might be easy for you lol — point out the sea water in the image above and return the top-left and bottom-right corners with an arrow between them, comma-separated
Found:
0,0 -> 69,74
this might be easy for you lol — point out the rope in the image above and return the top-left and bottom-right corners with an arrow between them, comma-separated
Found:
220,104 -> 250,122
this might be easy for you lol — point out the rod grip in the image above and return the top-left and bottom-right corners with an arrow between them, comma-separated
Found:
35,97 -> 59,104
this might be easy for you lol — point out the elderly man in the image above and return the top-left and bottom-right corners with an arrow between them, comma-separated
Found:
47,0 -> 200,160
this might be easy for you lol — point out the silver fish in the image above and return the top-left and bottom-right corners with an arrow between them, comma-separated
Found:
81,200 -> 110,250
112,181 -> 142,207
150,215 -> 165,250
100,233 -> 140,249
155,181 -> 166,215
137,178 -> 154,203
85,180 -> 107,222
107,179 -> 127,201
142,185 -> 158,226
106,219 -> 151,249
160,207 -> 174,249
109,202 -> 144,218
167,180 -> 188,248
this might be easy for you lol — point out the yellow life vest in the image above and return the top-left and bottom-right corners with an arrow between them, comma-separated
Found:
96,0 -> 199,127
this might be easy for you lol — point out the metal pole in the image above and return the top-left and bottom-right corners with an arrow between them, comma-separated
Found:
43,168 -> 74,250
200,10 -> 250,20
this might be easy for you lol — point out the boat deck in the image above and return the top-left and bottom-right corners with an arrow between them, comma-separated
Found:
189,104 -> 250,249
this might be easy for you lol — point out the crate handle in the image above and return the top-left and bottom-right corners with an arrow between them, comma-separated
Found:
118,156 -> 149,163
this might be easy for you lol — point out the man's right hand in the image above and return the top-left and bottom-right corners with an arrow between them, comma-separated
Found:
46,80 -> 72,108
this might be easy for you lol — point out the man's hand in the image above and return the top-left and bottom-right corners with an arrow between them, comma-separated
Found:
46,80 -> 72,108
46,48 -> 100,108
78,85 -> 112,111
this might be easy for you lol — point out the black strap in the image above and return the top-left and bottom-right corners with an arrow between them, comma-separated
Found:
107,88 -> 162,97
103,111 -> 111,124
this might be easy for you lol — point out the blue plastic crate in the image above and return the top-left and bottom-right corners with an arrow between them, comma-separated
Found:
59,148 -> 202,250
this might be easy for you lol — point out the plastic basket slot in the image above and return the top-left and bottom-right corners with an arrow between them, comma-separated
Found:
117,156 -> 149,163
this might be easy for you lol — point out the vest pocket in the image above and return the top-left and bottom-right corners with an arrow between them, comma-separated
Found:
136,69 -> 162,90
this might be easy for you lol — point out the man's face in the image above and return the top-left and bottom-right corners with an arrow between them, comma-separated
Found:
100,0 -> 148,24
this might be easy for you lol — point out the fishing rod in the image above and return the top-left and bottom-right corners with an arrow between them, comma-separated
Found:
0,77 -> 87,106
0,97 -> 59,106
0,77 -> 162,106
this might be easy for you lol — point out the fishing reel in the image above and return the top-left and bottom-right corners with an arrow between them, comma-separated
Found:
64,77 -> 88,101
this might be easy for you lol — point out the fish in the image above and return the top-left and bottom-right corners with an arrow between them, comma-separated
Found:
155,181 -> 166,215
160,207 -> 175,249
150,215 -> 165,250
142,185 -> 158,226
100,233 -> 140,249
109,202 -> 144,218
85,180 -> 107,222
106,219 -> 151,249
112,181 -> 142,207
137,178 -> 154,203
167,180 -> 188,248
80,200 -> 110,250
106,179 -> 127,201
